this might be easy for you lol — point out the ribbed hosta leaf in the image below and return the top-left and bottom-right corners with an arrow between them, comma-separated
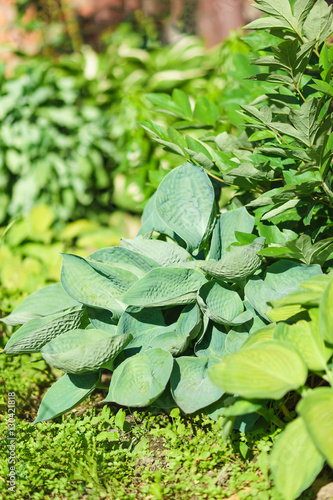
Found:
86,307 -> 117,333
34,372 -> 99,423
122,267 -> 208,307
89,246 -> 159,278
297,387 -> 333,468
4,307 -> 87,355
121,237 -> 193,267
41,329 -> 132,373
171,356 -> 224,413
155,162 -> 216,254
60,253 -> 136,316
105,348 -> 173,407
209,207 -> 255,260
209,340 -> 307,399
197,282 -> 252,326
270,417 -> 325,500
1,283 -> 79,326
198,238 -> 265,280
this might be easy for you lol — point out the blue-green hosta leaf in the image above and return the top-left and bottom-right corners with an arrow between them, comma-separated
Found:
209,207 -> 254,260
88,246 -> 159,278
171,356 -> 224,413
121,237 -> 193,267
117,306 -> 166,336
245,261 -> 322,321
270,417 -> 325,500
155,162 -> 216,254
86,307 -> 117,333
137,192 -> 178,240
198,238 -> 265,280
3,307 -> 87,355
1,283 -> 79,326
274,312 -> 333,371
297,387 -> 333,467
105,348 -> 173,407
41,329 -> 132,373
34,372 -> 99,423
225,329 -> 249,354
195,322 -> 228,359
319,274 -> 333,344
122,268 -> 208,307
60,253 -> 135,317
197,282 -> 252,326
209,340 -> 307,400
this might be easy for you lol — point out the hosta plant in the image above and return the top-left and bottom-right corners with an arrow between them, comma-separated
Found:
142,0 -> 333,267
1,163 -> 322,427
209,270 -> 333,500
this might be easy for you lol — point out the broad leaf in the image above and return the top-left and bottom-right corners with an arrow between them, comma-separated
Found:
122,267 -> 208,307
270,417 -> 325,500
209,340 -> 307,399
89,246 -> 159,278
171,356 -> 224,413
1,283 -> 79,326
41,329 -> 132,373
34,372 -> 99,423
4,307 -> 87,355
155,162 -> 215,254
121,237 -> 193,267
298,387 -> 333,468
105,348 -> 173,407
319,274 -> 333,344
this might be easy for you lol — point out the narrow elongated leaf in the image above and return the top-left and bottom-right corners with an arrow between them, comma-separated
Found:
105,348 -> 173,407
60,253 -> 132,316
319,275 -> 333,344
270,417 -> 325,500
261,199 -> 300,221
41,329 -> 132,373
297,388 -> 333,467
1,283 -> 79,326
4,307 -> 87,355
171,356 -> 224,413
121,237 -> 193,267
34,372 -> 99,423
155,162 -> 215,254
208,340 -> 307,400
198,238 -> 265,280
209,207 -> 254,260
122,267 -> 208,307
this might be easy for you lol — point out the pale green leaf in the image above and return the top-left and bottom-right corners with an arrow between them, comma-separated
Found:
270,417 -> 325,500
208,340 -> 307,399
319,275 -> 333,344
121,237 -> 193,267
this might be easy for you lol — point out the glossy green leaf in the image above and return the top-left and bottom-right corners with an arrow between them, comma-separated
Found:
105,348 -> 173,407
209,340 -> 307,400
4,307 -> 87,355
1,283 -> 79,325
41,329 -> 132,373
171,356 -> 224,413
122,267 -> 207,307
155,162 -> 215,254
34,372 -> 99,423
270,417 -> 325,500
297,387 -> 333,468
